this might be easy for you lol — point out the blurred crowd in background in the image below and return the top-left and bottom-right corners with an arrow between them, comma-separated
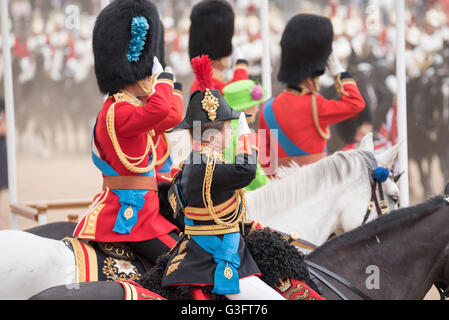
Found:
1,0 -> 449,198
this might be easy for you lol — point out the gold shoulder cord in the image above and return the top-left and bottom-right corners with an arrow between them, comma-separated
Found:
201,151 -> 246,227
297,80 -> 330,141
106,103 -> 157,174
311,93 -> 331,140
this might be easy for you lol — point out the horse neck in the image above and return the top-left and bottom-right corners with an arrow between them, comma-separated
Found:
246,151 -> 371,243
308,198 -> 449,300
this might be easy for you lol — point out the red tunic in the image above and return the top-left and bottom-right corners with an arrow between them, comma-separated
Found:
190,59 -> 249,94
258,72 -> 365,173
74,73 -> 182,242
153,83 -> 184,175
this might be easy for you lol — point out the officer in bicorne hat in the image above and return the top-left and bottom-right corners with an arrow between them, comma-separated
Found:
73,0 -> 184,263
258,14 -> 365,173
188,0 -> 249,94
147,55 -> 324,300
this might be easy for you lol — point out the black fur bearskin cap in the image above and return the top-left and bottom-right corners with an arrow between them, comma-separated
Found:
93,0 -> 165,95
188,0 -> 235,61
277,14 -> 334,86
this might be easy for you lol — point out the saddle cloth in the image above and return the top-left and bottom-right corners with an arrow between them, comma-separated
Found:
63,237 -> 166,300
63,237 -> 148,283
117,280 -> 166,300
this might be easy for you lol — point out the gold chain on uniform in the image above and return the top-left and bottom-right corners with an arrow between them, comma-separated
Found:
201,148 -> 246,227
106,102 -> 157,174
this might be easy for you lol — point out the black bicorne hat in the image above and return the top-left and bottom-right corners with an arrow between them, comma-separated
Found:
93,0 -> 165,95
188,0 -> 235,61
278,14 -> 333,85
175,55 -> 240,130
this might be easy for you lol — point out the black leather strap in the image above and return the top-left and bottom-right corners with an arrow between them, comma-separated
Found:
305,260 -> 373,300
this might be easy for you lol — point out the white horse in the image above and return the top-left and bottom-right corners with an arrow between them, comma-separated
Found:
0,134 -> 400,299
246,133 -> 402,249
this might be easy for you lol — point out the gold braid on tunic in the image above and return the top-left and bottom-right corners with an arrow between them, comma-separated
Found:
105,93 -> 157,174
201,148 -> 246,228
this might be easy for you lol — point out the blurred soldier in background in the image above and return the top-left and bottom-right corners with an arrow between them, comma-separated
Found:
258,14 -> 365,174
189,0 -> 249,94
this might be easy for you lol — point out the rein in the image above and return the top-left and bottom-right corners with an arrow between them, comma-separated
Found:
290,168 -> 393,251
296,168 -> 394,300
304,260 -> 373,300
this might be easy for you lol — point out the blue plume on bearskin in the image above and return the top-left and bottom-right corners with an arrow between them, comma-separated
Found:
127,16 -> 150,62
93,0 -> 165,95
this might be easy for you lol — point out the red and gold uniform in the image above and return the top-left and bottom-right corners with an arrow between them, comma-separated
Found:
153,83 -> 184,177
74,73 -> 182,244
258,72 -> 365,172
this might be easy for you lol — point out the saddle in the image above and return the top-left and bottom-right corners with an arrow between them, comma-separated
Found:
63,237 -> 152,283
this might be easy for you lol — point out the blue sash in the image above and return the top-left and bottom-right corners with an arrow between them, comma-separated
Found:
157,155 -> 173,174
263,98 -> 309,156
184,217 -> 241,295
91,119 -> 154,234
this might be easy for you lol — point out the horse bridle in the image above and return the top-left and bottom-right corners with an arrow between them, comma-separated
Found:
300,169 -> 402,300
361,169 -> 391,225
304,190 -> 449,301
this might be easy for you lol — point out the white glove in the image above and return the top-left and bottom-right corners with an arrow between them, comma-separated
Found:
152,56 -> 164,75
164,65 -> 176,82
238,112 -> 251,136
327,52 -> 345,77
232,45 -> 246,62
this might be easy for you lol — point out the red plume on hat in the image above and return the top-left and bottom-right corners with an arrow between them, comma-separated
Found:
191,55 -> 215,91
174,55 -> 241,130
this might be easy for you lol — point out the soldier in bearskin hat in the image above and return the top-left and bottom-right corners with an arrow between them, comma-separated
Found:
73,0 -> 184,264
138,55 -> 324,300
258,14 -> 365,173
188,0 -> 249,94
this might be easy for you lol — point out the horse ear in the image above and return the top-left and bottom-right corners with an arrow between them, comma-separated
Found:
445,183 -> 449,195
376,141 -> 402,169
393,171 -> 405,183
358,132 -> 374,152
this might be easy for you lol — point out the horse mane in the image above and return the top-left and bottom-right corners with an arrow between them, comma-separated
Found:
246,149 -> 378,218
307,194 -> 447,259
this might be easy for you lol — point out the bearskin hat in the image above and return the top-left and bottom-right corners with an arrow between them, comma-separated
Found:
93,0 -> 165,95
188,0 -> 235,61
278,14 -> 333,85
175,55 -> 240,130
